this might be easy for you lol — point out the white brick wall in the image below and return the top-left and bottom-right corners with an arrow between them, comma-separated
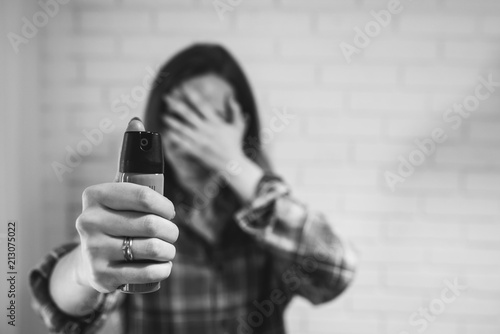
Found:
36,0 -> 500,333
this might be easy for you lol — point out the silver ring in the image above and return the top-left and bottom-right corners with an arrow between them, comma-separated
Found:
122,237 -> 134,262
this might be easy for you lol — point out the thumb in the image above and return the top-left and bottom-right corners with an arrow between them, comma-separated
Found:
113,117 -> 146,182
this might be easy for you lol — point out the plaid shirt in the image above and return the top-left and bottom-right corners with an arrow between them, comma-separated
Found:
29,175 -> 357,334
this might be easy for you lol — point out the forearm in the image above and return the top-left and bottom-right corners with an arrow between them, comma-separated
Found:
235,176 -> 358,303
49,244 -> 102,317
224,155 -> 264,204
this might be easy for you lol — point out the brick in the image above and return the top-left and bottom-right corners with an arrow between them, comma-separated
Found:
351,289 -> 423,311
350,92 -> 426,112
395,171 -> 460,191
245,63 -> 315,85
157,11 -> 230,32
424,197 -> 499,216
364,39 -> 438,60
74,0 -> 117,6
385,120 -> 443,138
444,0 -> 500,11
399,15 -> 476,35
464,272 -> 500,292
267,90 -> 343,109
308,314 -> 380,333
465,173 -> 500,191
80,11 -> 151,32
303,167 -> 379,187
386,219 -> 462,240
236,12 -> 311,34
291,188 -> 344,214
465,223 -> 500,241
403,66 -> 479,87
83,60 -> 156,82
321,65 -> 398,85
121,0 -> 194,6
344,194 -> 418,213
282,0 -> 358,9
447,297 -> 500,316
214,37 -> 275,57
121,37 -> 191,58
43,60 -> 79,83
386,270 -> 459,289
279,38 -> 347,59
430,248 -> 500,266
334,216 -> 382,238
444,41 -> 500,61
42,85 -> 103,105
435,147 -> 500,166
349,265 -> 381,287
354,143 -> 413,163
45,35 -> 116,57
271,140 -> 348,162
43,7 -> 76,37
465,323 -> 500,334
469,122 -> 500,141
317,12 -> 374,33
307,116 -> 382,137
387,318 -> 460,334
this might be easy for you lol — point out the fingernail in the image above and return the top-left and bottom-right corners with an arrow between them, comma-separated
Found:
126,117 -> 145,132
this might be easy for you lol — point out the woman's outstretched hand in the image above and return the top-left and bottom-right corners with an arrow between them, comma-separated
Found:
75,182 -> 178,293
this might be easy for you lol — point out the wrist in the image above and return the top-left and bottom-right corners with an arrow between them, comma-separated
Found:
225,155 -> 264,204
72,245 -> 89,288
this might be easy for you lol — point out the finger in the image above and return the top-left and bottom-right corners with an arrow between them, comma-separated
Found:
164,115 -> 201,143
83,183 -> 175,220
106,236 -> 176,262
90,209 -> 179,243
164,130 -> 198,154
180,85 -> 219,123
109,261 -> 173,286
164,95 -> 204,129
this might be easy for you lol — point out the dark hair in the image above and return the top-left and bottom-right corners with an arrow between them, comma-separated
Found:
143,43 -> 272,213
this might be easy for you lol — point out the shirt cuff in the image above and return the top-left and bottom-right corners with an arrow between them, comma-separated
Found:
28,242 -> 118,334
234,173 -> 289,232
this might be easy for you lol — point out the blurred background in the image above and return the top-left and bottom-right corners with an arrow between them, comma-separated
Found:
1,0 -> 500,333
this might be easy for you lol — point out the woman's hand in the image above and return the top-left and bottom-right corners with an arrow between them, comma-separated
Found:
163,85 -> 264,203
163,86 -> 247,173
74,182 -> 178,293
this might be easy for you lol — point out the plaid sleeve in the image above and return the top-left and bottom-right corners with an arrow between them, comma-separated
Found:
28,241 -> 125,334
235,173 -> 358,305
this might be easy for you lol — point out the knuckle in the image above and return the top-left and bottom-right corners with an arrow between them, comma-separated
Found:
75,210 -> 99,234
142,215 -> 157,235
167,243 -> 176,260
145,239 -> 161,258
136,187 -> 153,210
162,262 -> 173,279
146,263 -> 171,281
89,263 -> 117,293
82,185 -> 101,203
170,223 -> 180,243
75,213 -> 91,235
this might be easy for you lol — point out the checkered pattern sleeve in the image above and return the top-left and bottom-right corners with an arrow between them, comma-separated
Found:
28,240 -> 125,334
235,173 -> 358,304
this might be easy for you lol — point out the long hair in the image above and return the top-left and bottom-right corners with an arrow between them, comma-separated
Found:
143,43 -> 272,215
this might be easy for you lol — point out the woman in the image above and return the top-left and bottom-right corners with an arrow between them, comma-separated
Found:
29,44 -> 357,334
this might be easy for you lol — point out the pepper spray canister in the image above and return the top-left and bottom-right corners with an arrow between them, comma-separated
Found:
118,118 -> 164,293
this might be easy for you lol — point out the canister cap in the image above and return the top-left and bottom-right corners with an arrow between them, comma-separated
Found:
119,131 -> 164,174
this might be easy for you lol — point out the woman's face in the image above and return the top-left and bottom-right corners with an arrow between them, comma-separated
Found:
161,73 -> 235,190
